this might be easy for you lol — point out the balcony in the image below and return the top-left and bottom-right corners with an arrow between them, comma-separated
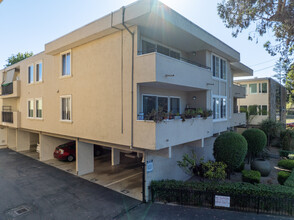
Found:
135,52 -> 213,90
1,111 -> 20,128
0,80 -> 20,98
134,117 -> 213,150
231,113 -> 246,127
232,84 -> 246,98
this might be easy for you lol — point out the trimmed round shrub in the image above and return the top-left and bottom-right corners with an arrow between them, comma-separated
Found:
234,161 -> 245,172
242,128 -> 267,157
278,171 -> 291,185
213,132 -> 248,171
278,159 -> 294,170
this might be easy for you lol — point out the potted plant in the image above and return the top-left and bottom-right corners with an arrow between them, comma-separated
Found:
174,112 -> 181,120
202,109 -> 212,119
196,108 -> 203,118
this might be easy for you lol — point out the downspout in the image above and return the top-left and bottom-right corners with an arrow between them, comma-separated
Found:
122,6 -> 134,150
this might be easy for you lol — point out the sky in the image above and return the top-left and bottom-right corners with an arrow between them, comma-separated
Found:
0,0 -> 278,78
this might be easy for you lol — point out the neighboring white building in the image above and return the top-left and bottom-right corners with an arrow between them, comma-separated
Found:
0,0 -> 252,201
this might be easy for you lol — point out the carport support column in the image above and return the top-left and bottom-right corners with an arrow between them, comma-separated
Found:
111,148 -> 120,166
76,141 -> 94,176
16,129 -> 30,152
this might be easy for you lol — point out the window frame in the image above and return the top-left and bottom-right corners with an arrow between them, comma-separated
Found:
60,50 -> 72,78
28,64 -> 34,84
35,98 -> 43,119
141,94 -> 181,119
212,95 -> 227,121
249,83 -> 258,94
211,53 -> 227,81
60,95 -> 72,122
35,61 -> 43,83
27,99 -> 34,118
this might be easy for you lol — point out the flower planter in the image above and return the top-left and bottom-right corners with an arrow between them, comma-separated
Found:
251,158 -> 271,177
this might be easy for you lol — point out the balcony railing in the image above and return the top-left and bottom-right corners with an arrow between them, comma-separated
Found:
1,83 -> 13,95
138,48 -> 210,70
2,112 -> 13,123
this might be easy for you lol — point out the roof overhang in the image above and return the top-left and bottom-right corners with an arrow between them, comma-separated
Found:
231,62 -> 253,77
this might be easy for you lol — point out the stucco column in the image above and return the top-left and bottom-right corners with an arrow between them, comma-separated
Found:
7,128 -> 16,150
16,129 -> 30,152
76,141 -> 94,176
111,148 -> 120,166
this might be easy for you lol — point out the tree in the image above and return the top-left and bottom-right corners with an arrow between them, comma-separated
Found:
5,52 -> 33,67
218,0 -> 294,91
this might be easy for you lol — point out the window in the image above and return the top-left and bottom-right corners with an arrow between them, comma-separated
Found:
240,105 -> 247,113
248,105 -> 258,115
28,100 -> 34,118
61,52 -> 71,76
61,96 -> 71,121
28,65 -> 34,84
36,62 -> 42,82
259,105 -> 267,115
141,40 -> 180,60
142,95 -> 180,118
170,98 -> 180,114
212,55 -> 226,80
213,97 -> 227,120
249,84 -> 257,94
36,99 -> 42,118
259,83 -> 267,93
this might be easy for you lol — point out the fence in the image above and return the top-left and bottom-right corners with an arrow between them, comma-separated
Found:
151,187 -> 294,217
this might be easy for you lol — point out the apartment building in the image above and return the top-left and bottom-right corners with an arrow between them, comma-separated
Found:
0,0 -> 252,201
234,77 -> 286,125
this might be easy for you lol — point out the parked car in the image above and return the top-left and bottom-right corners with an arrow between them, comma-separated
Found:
53,142 -> 105,162
54,141 -> 76,162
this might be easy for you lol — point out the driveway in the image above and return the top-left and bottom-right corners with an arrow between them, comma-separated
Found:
0,148 -> 140,220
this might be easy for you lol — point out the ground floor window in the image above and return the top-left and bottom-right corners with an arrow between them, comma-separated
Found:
240,105 -> 247,113
213,96 -> 227,120
259,105 -> 267,115
142,95 -> 180,117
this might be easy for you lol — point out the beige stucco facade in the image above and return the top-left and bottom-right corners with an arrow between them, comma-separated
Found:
0,0 -> 252,201
235,77 -> 286,125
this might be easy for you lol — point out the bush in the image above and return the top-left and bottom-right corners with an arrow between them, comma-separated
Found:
201,161 -> 227,181
281,129 -> 294,151
213,132 -> 248,171
234,161 -> 245,172
278,171 -> 291,185
242,170 -> 261,184
150,179 -> 294,199
242,129 -> 267,158
284,171 -> 294,187
278,159 -> 294,170
279,150 -> 294,157
259,119 -> 283,146
177,151 -> 198,175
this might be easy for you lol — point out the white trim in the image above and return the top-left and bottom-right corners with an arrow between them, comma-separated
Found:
249,83 -> 258,94
35,97 -> 43,119
60,50 -> 72,78
27,64 -> 34,84
211,53 -> 227,82
27,98 -> 34,118
212,95 -> 227,121
35,60 -> 43,83
60,95 -> 72,122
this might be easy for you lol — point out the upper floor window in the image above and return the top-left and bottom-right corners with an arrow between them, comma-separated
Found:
36,62 -> 42,82
61,96 -> 71,121
259,83 -> 267,93
36,98 -> 42,118
241,84 -> 247,95
61,52 -> 71,76
249,83 -> 257,94
28,99 -> 34,118
141,40 -> 180,60
28,65 -> 34,84
213,97 -> 227,120
212,55 -> 226,80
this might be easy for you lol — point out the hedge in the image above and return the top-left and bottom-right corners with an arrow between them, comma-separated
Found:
278,171 -> 291,185
284,171 -> 294,187
150,179 -> 294,199
242,170 -> 261,184
278,159 -> 294,170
